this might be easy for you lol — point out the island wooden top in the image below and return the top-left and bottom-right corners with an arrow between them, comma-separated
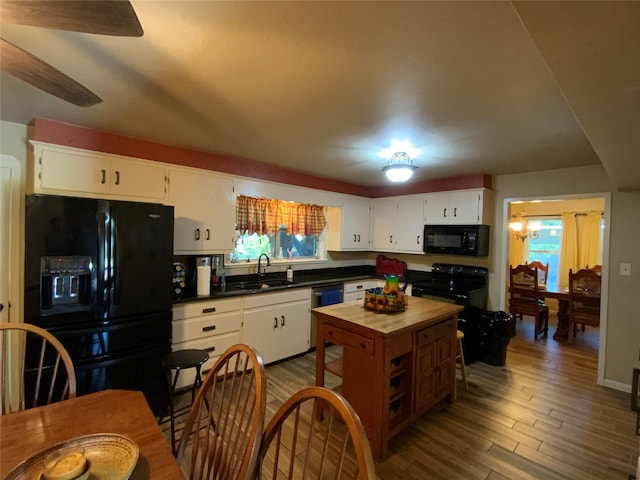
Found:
0,389 -> 182,479
312,296 -> 463,336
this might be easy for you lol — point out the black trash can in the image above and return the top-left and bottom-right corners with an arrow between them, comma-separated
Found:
479,311 -> 514,366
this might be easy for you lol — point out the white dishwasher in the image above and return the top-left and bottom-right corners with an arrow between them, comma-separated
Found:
310,284 -> 344,348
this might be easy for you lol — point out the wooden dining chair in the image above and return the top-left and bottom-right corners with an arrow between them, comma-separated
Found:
0,322 -> 76,415
568,268 -> 601,343
175,343 -> 266,480
526,261 -> 549,287
256,386 -> 377,480
588,264 -> 603,275
509,264 -> 549,339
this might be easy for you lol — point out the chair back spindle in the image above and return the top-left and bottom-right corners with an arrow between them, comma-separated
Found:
0,323 -> 76,415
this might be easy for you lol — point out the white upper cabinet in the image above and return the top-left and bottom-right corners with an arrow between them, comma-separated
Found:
168,167 -> 236,254
372,194 -> 424,254
326,196 -> 371,251
30,142 -> 167,202
423,189 -> 487,225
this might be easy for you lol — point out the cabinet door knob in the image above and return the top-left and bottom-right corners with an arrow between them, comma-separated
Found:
273,317 -> 278,329
101,169 -> 106,184
195,229 -> 200,241
114,170 -> 120,185
416,235 -> 420,245
281,315 -> 285,327
357,234 -> 361,242
389,235 -> 393,244
353,234 -> 357,242
443,208 -> 447,218
205,228 -> 211,240
454,207 -> 457,217
360,341 -> 366,349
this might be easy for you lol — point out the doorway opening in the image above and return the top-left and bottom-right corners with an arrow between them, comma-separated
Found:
503,193 -> 610,385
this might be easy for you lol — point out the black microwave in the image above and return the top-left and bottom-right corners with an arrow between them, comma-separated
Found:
423,225 -> 490,256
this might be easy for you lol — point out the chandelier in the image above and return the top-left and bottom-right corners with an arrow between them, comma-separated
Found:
509,212 -> 540,241
382,152 -> 417,183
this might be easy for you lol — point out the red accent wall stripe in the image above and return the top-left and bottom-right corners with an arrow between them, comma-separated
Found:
31,117 -> 490,198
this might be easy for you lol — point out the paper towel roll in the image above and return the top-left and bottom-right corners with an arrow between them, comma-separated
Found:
197,265 -> 211,296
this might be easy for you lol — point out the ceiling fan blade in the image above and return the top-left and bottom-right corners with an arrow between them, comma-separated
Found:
0,1 -> 143,37
1,38 -> 102,107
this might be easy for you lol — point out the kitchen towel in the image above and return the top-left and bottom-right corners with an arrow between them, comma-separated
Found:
319,289 -> 342,307
197,265 -> 211,296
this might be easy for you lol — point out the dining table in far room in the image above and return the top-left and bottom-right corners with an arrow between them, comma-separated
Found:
0,389 -> 183,479
539,282 -> 571,341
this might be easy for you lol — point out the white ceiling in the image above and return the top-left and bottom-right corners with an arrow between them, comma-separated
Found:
1,1 -> 638,190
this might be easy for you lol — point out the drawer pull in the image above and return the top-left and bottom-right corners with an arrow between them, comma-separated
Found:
360,341 -> 366,349
202,307 -> 216,314
202,324 -> 216,332
204,346 -> 216,353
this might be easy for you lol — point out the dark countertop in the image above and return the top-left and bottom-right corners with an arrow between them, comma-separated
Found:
173,265 -> 378,304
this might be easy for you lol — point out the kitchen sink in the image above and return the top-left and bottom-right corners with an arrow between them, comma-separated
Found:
227,279 -> 294,290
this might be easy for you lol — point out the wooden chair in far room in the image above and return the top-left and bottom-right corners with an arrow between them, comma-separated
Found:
256,386 -> 377,480
526,261 -> 549,288
587,264 -> 603,275
568,268 -> 602,343
175,344 -> 266,480
509,264 -> 549,340
0,322 -> 76,415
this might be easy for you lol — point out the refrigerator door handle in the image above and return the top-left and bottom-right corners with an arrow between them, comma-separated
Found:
111,213 -> 121,306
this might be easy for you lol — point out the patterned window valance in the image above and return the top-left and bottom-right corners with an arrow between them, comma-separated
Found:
236,195 -> 327,236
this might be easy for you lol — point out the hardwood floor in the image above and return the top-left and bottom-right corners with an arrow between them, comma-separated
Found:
164,315 -> 638,479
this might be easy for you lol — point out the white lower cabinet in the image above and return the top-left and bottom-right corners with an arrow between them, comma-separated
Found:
172,298 -> 242,390
242,289 -> 311,365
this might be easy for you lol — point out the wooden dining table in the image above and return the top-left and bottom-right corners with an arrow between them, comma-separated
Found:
508,282 -> 571,341
539,284 -> 571,341
0,389 -> 183,479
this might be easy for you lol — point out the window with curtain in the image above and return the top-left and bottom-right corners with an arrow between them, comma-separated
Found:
526,217 -> 562,287
231,195 -> 327,262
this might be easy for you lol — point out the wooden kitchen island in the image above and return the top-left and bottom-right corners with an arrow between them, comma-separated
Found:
313,297 -> 464,459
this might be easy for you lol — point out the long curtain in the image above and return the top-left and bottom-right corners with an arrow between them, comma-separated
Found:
578,211 -> 603,269
558,211 -> 602,290
235,195 -> 327,236
508,221 -> 527,270
558,212 -> 578,290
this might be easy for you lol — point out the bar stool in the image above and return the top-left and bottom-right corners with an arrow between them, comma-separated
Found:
160,349 -> 209,454
456,330 -> 468,390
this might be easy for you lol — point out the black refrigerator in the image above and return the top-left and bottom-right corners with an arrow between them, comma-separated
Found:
24,194 -> 174,414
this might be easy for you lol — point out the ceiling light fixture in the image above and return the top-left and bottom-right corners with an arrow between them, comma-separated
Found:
509,212 -> 540,241
382,152 -> 417,183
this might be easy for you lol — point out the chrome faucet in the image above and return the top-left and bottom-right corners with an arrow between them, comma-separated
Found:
257,253 -> 271,281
